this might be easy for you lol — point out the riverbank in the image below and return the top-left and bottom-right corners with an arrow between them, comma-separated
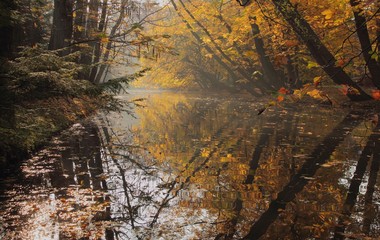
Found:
0,47 -> 130,167
0,95 -> 109,167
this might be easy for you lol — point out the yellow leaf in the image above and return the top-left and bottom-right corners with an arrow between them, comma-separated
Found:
322,9 -> 334,20
307,61 -> 319,69
293,89 -> 303,98
307,89 -> 323,99
313,76 -> 321,87
313,76 -> 321,84
245,51 -> 256,58
77,25 -> 85,32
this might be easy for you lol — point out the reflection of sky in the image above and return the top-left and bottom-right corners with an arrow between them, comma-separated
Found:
100,137 -> 215,239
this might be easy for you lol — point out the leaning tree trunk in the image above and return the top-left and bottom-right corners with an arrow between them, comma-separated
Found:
250,16 -> 283,89
350,0 -> 380,89
269,0 -> 372,101
49,0 -> 74,56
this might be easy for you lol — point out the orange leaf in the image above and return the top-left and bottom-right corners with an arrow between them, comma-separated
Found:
372,90 -> 380,100
277,95 -> 284,102
278,87 -> 289,95
284,40 -> 298,47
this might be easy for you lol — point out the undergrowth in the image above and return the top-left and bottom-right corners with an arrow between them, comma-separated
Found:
0,46 -> 146,163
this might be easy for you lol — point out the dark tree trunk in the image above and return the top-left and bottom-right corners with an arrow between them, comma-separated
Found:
0,0 -> 16,132
73,0 -> 87,45
270,0 -> 372,101
250,17 -> 283,89
350,0 -> 380,89
49,0 -> 74,55
286,54 -> 301,88
23,0 -> 44,47
0,0 -> 16,57
73,0 -> 89,79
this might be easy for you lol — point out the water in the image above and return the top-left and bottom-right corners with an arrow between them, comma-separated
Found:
1,91 -> 379,239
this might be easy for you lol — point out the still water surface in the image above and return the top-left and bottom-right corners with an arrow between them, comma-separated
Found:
1,91 -> 379,239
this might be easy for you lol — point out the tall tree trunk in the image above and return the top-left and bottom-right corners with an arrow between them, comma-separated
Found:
49,0 -> 74,56
24,0 -> 44,47
73,0 -> 89,79
90,0 -> 108,82
73,0 -> 87,46
80,0 -> 99,80
0,0 -> 16,132
0,0 -> 15,58
269,0 -> 372,101
350,0 -> 380,89
250,16 -> 283,89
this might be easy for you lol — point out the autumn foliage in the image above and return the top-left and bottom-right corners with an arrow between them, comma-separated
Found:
134,0 -> 379,102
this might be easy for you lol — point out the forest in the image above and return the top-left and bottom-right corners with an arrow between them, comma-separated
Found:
0,0 -> 379,239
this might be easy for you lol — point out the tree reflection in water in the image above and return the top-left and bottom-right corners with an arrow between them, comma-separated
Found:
0,92 -> 379,239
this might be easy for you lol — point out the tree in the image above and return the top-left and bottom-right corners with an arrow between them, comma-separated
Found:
49,0 -> 74,55
249,16 -> 283,89
247,0 -> 372,101
0,0 -> 15,57
349,0 -> 380,89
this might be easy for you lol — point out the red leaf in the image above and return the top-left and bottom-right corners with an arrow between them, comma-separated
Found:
278,87 -> 289,95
